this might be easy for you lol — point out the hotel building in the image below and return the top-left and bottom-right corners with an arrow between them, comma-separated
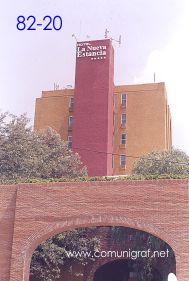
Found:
34,39 -> 172,176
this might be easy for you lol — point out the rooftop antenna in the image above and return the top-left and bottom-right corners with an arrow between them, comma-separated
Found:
119,35 -> 122,45
79,20 -> 82,39
54,83 -> 59,90
72,34 -> 78,42
105,28 -> 110,38
111,35 -> 122,47
105,29 -> 122,47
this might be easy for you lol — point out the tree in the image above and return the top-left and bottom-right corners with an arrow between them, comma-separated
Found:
132,149 -> 189,175
30,228 -> 100,281
0,112 -> 87,181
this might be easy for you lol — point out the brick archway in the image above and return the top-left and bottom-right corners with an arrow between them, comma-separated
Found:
0,179 -> 188,281
22,215 -> 177,281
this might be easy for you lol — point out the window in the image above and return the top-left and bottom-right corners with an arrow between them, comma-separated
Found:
120,133 -> 126,145
120,154 -> 126,168
121,93 -> 127,107
68,116 -> 73,128
69,97 -> 74,111
68,135 -> 72,148
121,113 -> 126,126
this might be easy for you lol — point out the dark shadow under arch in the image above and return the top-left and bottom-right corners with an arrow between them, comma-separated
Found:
93,259 -> 130,281
93,259 -> 163,281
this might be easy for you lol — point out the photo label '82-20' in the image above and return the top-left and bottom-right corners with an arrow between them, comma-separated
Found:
16,15 -> 63,31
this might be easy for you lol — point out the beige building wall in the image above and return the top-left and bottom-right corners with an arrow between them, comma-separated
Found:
34,89 -> 74,141
113,82 -> 172,175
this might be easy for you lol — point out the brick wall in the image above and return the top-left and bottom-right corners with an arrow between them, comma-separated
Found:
0,186 -> 17,281
0,179 -> 188,281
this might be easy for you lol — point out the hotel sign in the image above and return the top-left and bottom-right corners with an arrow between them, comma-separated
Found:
77,42 -> 107,60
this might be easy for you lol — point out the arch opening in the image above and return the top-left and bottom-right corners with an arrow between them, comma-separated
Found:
29,226 -> 176,281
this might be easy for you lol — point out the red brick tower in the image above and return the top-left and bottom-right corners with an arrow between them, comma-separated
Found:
72,39 -> 114,176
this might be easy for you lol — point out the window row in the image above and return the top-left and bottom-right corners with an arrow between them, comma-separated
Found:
70,93 -> 127,111
69,115 -> 126,128
68,136 -> 126,168
69,120 -> 126,146
69,134 -> 126,148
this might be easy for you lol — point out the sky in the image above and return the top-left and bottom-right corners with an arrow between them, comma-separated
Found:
0,0 -> 189,154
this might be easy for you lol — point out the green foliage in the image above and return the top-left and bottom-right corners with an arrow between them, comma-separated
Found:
30,228 -> 100,281
132,149 -> 189,176
1,173 -> 189,185
0,112 -> 87,182
112,227 -> 174,281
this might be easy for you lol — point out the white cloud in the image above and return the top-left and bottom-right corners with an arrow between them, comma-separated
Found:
133,2 -> 189,154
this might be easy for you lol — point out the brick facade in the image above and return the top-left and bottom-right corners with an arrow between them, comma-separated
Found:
0,179 -> 188,281
72,39 -> 114,176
